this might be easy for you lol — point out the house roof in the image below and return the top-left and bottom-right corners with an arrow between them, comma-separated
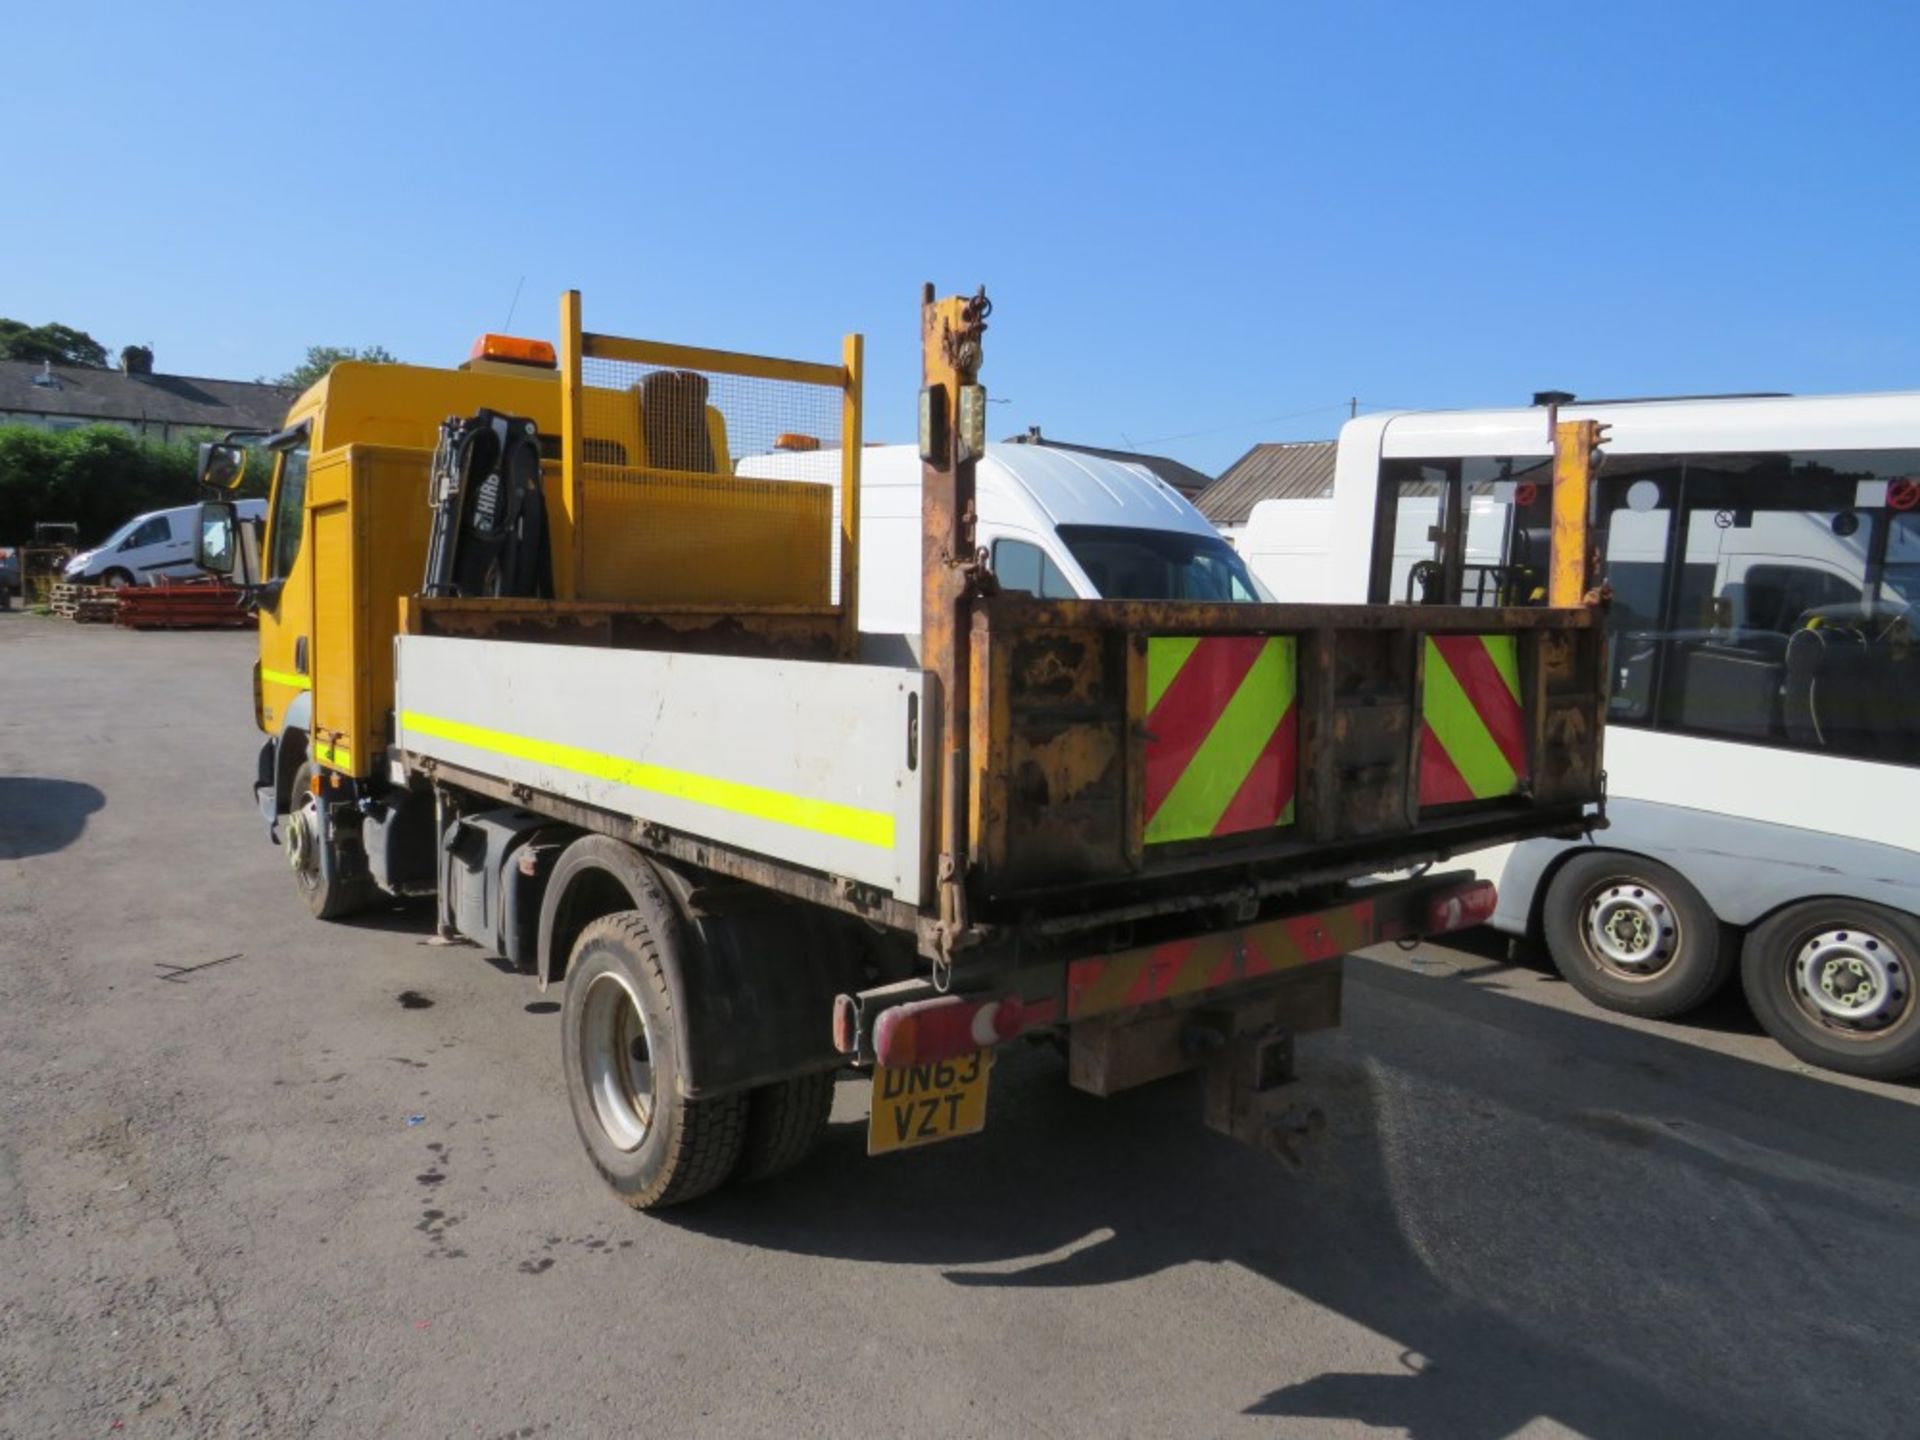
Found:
0,361 -> 296,434
1197,440 -> 1338,525
1001,427 -> 1213,499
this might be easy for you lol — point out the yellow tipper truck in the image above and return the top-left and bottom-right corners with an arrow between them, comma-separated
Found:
194,287 -> 1610,1208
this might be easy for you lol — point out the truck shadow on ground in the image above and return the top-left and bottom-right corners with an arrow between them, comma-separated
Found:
672,962 -> 1920,1440
0,777 -> 105,859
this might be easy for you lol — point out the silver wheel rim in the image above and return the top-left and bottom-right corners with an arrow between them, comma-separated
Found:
1581,879 -> 1680,979
580,971 -> 656,1151
287,796 -> 320,890
1792,927 -> 1912,1034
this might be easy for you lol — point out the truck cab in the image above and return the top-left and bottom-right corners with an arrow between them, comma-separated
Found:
250,343 -> 561,807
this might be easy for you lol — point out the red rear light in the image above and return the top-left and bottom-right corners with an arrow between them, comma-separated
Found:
831,994 -> 860,1055
872,993 -> 1028,1068
1426,880 -> 1498,935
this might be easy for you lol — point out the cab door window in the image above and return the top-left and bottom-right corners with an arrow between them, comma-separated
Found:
266,447 -> 310,581
123,514 -> 172,549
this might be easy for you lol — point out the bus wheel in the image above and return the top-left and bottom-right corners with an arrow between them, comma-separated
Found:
1741,900 -> 1920,1080
1542,852 -> 1732,1018
562,911 -> 747,1209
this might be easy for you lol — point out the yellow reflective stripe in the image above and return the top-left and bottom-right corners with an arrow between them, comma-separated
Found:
1145,635 -> 1200,714
262,667 -> 311,690
315,738 -> 353,771
399,709 -> 894,851
1484,633 -> 1522,703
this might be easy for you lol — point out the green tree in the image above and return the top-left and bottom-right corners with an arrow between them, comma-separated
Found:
0,320 -> 110,368
0,424 -> 272,548
271,344 -> 399,391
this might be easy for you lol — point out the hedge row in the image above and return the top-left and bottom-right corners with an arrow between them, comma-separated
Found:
0,424 -> 270,547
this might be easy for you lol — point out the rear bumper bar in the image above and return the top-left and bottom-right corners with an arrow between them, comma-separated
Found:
837,871 -> 1496,1068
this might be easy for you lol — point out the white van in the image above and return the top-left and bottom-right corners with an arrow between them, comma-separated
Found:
742,442 -> 1266,637
64,500 -> 267,588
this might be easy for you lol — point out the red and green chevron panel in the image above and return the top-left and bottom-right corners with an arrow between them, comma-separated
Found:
1420,633 -> 1529,806
1143,634 -> 1299,845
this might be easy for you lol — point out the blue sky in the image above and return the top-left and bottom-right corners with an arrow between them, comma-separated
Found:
5,1 -> 1916,475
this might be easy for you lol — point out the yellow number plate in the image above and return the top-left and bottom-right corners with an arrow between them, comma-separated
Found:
867,1048 -> 994,1156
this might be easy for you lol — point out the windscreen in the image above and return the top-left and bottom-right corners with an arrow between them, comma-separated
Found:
1057,525 -> 1268,602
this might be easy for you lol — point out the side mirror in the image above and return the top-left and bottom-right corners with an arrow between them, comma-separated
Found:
195,501 -> 238,575
198,441 -> 249,492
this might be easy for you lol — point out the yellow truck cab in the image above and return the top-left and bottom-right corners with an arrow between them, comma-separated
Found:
251,341 -> 562,826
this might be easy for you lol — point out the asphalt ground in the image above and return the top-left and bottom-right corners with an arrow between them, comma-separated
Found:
3,614 -> 1917,1439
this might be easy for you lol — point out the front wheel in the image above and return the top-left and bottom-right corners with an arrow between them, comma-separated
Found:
1741,900 -> 1920,1080
286,761 -> 374,920
100,568 -> 134,590
1541,851 -> 1733,1018
561,911 -> 747,1209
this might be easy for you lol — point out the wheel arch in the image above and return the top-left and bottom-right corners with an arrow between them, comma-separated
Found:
1741,890 -> 1920,938
537,832 -> 871,1097
269,698 -> 313,817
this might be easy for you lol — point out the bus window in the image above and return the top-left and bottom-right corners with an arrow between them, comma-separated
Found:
1373,456 -> 1552,606
1601,449 -> 1920,766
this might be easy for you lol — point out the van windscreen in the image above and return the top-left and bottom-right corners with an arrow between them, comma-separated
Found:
1057,525 -> 1266,602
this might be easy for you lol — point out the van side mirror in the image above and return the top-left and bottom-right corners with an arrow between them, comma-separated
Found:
195,501 -> 238,575
198,442 -> 248,492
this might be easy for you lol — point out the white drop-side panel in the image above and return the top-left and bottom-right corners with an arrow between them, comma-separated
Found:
395,636 -> 928,901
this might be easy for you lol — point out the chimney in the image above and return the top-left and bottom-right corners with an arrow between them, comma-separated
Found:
32,360 -> 56,389
121,344 -> 154,376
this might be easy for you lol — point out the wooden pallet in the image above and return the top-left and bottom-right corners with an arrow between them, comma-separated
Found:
50,584 -> 119,621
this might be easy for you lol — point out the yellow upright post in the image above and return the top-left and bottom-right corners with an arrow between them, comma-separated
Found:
839,332 -> 863,657
1550,419 -> 1607,607
920,284 -> 992,953
558,289 -> 586,601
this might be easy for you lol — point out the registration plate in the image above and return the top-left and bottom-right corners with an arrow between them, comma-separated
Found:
867,1048 -> 994,1156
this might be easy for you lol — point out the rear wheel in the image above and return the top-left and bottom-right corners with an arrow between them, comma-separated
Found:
562,911 -> 747,1208
1741,900 -> 1920,1080
287,760 -> 374,920
735,1071 -> 836,1182
1542,851 -> 1732,1018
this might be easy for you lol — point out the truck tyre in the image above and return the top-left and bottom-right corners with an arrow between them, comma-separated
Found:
1741,899 -> 1920,1080
1542,851 -> 1732,1018
561,911 -> 747,1209
287,761 -> 374,920
735,1071 -> 836,1182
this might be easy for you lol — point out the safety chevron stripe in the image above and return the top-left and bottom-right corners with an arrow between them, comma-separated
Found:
1420,634 -> 1528,806
1143,634 -> 1298,845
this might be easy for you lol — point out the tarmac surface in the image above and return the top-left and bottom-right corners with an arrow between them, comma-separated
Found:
3,614 -> 1917,1439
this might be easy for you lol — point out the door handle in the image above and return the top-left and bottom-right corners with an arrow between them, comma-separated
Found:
295,635 -> 309,675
